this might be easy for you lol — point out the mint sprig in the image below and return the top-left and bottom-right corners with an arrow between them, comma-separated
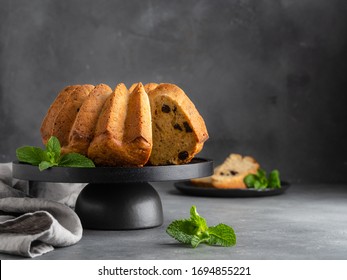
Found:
166,206 -> 236,248
16,136 -> 95,171
244,169 -> 281,189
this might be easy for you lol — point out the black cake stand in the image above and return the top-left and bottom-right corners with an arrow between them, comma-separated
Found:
12,158 -> 213,230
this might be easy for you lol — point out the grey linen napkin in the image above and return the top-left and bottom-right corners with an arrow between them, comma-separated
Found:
0,163 -> 85,258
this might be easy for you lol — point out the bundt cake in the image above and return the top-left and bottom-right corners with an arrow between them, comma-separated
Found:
146,83 -> 209,165
40,82 -> 208,167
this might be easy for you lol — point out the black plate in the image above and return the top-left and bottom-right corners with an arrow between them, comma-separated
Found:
174,180 -> 290,197
12,158 -> 213,183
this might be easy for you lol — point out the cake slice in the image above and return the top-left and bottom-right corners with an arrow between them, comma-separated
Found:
88,82 -> 152,166
147,83 -> 208,165
190,175 -> 213,188
61,84 -> 112,155
211,154 -> 259,189
191,154 -> 259,189
40,85 -> 80,144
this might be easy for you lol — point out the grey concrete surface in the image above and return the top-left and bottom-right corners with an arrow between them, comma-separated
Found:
1,182 -> 347,260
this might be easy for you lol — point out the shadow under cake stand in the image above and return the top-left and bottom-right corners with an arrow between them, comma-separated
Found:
12,158 -> 213,230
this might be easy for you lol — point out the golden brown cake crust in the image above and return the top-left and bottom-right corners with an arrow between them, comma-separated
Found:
130,82 -> 158,94
144,83 -> 158,93
40,85 -> 80,144
147,83 -> 208,165
190,176 -> 213,187
88,83 -> 152,166
128,83 -> 137,93
61,84 -> 112,155
50,84 -> 94,147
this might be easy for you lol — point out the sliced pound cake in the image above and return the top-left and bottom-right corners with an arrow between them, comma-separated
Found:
147,83 -> 209,165
191,154 -> 259,189
212,154 -> 259,189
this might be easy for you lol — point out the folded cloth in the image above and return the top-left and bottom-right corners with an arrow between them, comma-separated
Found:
0,163 -> 29,198
0,163 -> 86,208
0,163 -> 84,258
0,197 -> 83,257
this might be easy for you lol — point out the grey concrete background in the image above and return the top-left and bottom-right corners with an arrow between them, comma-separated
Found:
1,0 -> 347,183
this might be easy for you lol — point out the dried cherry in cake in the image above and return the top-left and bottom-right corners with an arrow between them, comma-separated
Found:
178,151 -> 189,160
161,104 -> 171,113
173,123 -> 183,131
183,122 -> 193,133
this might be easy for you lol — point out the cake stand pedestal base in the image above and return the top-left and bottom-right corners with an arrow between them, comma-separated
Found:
12,158 -> 213,230
75,182 -> 163,230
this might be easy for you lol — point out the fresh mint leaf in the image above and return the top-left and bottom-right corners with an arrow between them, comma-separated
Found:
59,153 -> 95,168
16,136 -> 95,171
166,220 -> 196,244
244,174 -> 257,187
191,234 -> 210,248
244,168 -> 282,189
268,169 -> 281,189
257,169 -> 267,178
39,161 -> 56,171
208,224 -> 236,247
254,169 -> 268,189
190,205 -> 208,233
16,146 -> 46,165
46,136 -> 61,163
166,206 -> 236,248
254,176 -> 268,190
252,179 -> 260,188
166,206 -> 208,246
